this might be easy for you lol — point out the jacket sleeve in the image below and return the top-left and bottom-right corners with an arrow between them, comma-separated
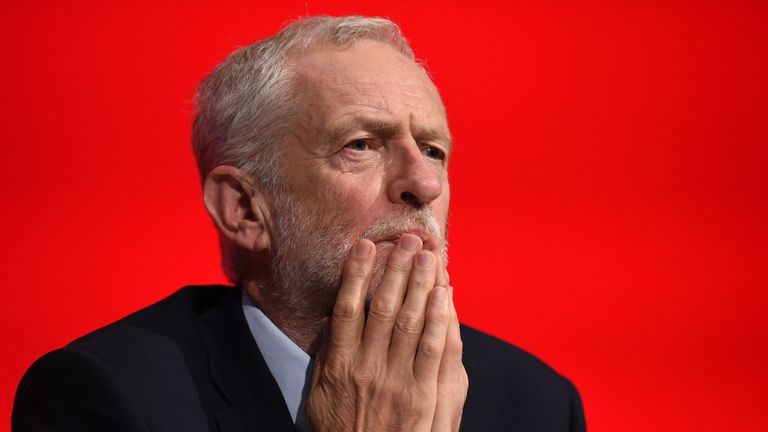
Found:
13,347 -> 147,432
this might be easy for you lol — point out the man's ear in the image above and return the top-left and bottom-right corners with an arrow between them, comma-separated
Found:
203,165 -> 271,253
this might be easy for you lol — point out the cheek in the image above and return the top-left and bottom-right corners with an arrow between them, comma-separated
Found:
332,176 -> 383,211
313,175 -> 384,228
434,181 -> 451,226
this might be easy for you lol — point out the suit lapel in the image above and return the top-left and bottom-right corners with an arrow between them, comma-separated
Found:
197,287 -> 295,432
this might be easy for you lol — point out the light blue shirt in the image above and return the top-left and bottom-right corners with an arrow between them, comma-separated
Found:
241,290 -> 313,431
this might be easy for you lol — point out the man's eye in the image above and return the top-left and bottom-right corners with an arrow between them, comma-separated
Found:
422,146 -> 446,160
346,139 -> 369,151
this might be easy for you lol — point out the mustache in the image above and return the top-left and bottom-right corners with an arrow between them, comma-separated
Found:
361,209 -> 444,245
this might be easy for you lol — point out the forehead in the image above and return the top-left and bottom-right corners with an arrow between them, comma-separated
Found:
288,40 -> 448,131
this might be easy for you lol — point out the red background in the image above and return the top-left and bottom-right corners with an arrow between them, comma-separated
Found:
1,1 -> 766,430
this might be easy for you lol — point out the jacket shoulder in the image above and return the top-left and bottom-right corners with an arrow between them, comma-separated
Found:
64,284 -> 229,355
460,325 -> 586,431
14,346 -> 151,431
89,285 -> 231,333
13,285 -> 231,432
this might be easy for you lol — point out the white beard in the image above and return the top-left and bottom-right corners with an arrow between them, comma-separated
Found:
267,190 -> 446,321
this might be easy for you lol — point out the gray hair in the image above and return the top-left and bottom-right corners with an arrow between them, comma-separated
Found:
191,16 -> 416,281
191,15 -> 415,191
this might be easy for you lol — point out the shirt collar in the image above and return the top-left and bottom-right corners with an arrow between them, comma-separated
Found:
241,290 -> 312,429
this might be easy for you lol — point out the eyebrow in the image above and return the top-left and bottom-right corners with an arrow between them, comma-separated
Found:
327,115 -> 452,151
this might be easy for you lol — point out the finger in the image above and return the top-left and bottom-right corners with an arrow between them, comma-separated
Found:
432,286 -> 465,431
360,234 -> 422,359
435,253 -> 449,291
441,286 -> 463,367
328,239 -> 375,359
388,250 -> 438,368
423,236 -> 449,288
447,286 -> 460,344
413,286 -> 450,383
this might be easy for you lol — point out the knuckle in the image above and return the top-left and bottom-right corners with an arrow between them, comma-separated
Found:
323,356 -> 349,383
367,300 -> 396,323
386,383 -> 422,416
386,254 -> 413,274
343,261 -> 369,280
325,355 -> 345,372
419,339 -> 444,359
394,312 -> 422,336
332,299 -> 360,322
351,367 -> 375,388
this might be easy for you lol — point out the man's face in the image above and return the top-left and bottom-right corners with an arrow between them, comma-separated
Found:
267,40 -> 451,315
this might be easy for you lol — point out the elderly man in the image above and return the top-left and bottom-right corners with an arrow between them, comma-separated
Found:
13,16 -> 585,431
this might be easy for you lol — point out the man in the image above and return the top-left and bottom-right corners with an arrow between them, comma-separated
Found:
13,16 -> 585,431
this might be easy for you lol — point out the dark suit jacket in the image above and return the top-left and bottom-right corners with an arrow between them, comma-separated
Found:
13,285 -> 586,431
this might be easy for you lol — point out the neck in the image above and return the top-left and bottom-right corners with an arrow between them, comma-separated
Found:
241,279 -> 327,355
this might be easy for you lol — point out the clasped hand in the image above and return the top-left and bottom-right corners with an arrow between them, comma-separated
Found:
307,234 -> 468,431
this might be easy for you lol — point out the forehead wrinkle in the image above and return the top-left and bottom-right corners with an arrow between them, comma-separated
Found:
327,113 -> 402,144
328,86 -> 389,111
331,90 -> 430,117
330,77 -> 434,112
339,78 -> 420,86
336,79 -> 425,99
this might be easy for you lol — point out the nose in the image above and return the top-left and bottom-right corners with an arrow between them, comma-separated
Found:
387,146 -> 444,209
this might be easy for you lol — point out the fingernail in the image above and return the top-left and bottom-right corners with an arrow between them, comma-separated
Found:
417,252 -> 433,268
399,234 -> 419,252
433,286 -> 447,304
355,240 -> 371,257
